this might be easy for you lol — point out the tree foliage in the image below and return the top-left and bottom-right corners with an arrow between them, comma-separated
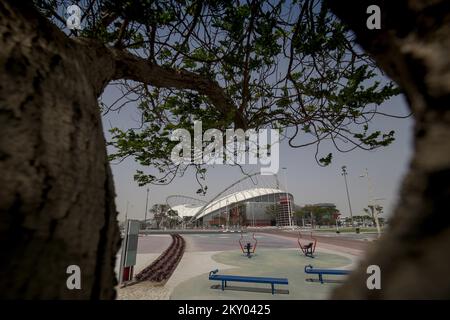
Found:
35,0 -> 404,188
295,204 -> 339,225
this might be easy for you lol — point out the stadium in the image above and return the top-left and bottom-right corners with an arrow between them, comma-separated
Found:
166,173 -> 294,227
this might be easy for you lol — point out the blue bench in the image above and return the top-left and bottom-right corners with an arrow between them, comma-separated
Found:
304,265 -> 351,284
209,270 -> 288,294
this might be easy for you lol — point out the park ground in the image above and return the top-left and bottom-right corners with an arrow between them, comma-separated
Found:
115,229 -> 376,300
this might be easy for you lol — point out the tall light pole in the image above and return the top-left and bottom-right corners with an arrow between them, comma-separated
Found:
226,199 -> 229,231
125,200 -> 129,222
282,167 -> 294,227
144,188 -> 149,228
341,166 -> 354,227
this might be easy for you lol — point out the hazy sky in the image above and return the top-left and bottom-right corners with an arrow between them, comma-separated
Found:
101,83 -> 414,222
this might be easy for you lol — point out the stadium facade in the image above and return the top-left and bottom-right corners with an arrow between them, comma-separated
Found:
166,174 -> 294,227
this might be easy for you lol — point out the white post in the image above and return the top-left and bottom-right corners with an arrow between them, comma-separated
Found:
282,167 -> 293,228
249,202 -> 254,227
118,219 -> 129,284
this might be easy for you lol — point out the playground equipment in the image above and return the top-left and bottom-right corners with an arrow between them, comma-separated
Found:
239,233 -> 258,258
209,269 -> 289,294
304,265 -> 350,284
297,231 -> 317,258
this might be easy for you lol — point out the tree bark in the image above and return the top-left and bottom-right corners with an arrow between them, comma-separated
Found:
0,2 -> 120,299
327,0 -> 450,298
0,0 -> 249,298
2,0 -> 449,299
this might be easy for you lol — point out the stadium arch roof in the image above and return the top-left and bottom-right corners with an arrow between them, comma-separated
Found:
166,173 -> 291,221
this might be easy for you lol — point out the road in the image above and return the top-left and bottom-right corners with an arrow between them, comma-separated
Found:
255,229 -> 374,251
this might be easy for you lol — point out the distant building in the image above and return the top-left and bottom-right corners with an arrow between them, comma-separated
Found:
168,188 -> 294,227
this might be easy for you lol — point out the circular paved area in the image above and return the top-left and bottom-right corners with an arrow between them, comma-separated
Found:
170,248 -> 351,300
185,232 -> 298,252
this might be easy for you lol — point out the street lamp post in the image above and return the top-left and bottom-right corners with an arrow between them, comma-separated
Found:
144,188 -> 149,228
373,198 -> 386,238
125,200 -> 129,222
251,202 -> 254,227
341,166 -> 354,227
226,199 -> 229,231
282,167 -> 294,228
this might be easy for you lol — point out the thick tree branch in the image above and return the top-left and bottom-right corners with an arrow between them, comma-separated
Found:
18,3 -> 248,130
110,48 -> 247,128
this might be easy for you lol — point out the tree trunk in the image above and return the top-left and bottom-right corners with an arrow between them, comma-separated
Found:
0,2 -> 120,299
327,0 -> 450,298
2,0 -> 449,299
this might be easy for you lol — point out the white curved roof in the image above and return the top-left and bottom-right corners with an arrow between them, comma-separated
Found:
170,187 -> 289,219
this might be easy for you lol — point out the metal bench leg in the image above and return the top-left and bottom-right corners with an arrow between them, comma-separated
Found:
319,274 -> 323,284
222,280 -> 224,291
271,284 -> 274,295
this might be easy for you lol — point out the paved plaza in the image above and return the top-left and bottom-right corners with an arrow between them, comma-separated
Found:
116,231 -> 366,300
